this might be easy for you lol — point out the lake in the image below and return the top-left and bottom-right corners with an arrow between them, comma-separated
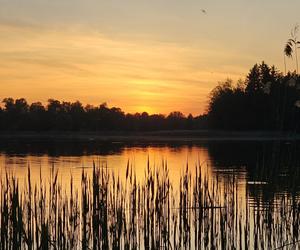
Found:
0,139 -> 300,249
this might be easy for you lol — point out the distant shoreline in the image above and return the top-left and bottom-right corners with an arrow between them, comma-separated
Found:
0,130 -> 299,143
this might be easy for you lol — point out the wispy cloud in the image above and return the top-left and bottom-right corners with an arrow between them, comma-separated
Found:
0,21 -> 250,114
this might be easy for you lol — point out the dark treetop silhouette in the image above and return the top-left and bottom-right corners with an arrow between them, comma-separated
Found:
0,62 -> 299,132
208,62 -> 300,131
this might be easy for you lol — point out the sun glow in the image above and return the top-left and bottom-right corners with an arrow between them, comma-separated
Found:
0,0 -> 293,115
135,106 -> 157,115
1,24 -> 243,115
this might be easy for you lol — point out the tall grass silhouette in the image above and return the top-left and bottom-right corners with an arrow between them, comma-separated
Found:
0,160 -> 300,249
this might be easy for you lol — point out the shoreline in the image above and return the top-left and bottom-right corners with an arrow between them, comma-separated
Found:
0,130 -> 299,143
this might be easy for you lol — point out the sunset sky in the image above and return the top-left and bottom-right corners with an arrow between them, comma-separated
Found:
0,0 -> 299,115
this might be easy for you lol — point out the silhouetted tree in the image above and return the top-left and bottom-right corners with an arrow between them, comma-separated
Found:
1,62 -> 299,132
207,62 -> 300,131
29,102 -> 47,130
167,112 -> 185,129
245,64 -> 261,94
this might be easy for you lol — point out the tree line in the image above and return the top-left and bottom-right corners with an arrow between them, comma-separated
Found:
0,98 -> 206,131
0,62 -> 299,132
207,62 -> 300,131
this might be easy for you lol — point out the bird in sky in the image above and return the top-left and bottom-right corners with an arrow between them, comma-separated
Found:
201,9 -> 207,14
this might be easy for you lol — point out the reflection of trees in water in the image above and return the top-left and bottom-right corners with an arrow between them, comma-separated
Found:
206,141 -> 259,168
0,140 -> 200,157
247,141 -> 300,205
0,140 -> 127,157
1,140 -> 300,201
207,141 -> 300,202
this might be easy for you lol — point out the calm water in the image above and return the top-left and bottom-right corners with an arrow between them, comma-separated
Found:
0,140 -> 298,195
1,139 -> 300,249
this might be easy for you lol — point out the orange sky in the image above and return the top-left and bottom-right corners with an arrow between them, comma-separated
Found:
0,0 -> 299,115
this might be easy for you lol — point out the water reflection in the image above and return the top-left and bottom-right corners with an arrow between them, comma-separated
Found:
0,140 -> 300,201
0,140 -> 300,249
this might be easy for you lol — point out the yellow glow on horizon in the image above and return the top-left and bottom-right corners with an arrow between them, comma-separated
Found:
135,106 -> 157,114
0,0 -> 298,115
0,22 -> 248,115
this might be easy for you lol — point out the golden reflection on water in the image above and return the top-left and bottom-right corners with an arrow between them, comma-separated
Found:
0,145 -> 248,205
0,146 -> 211,186
1,143 -> 299,249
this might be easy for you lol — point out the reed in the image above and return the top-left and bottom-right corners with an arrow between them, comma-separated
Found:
0,161 -> 299,249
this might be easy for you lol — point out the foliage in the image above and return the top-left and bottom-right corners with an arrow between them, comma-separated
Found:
1,62 -> 300,132
0,99 -> 206,131
207,62 -> 300,131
